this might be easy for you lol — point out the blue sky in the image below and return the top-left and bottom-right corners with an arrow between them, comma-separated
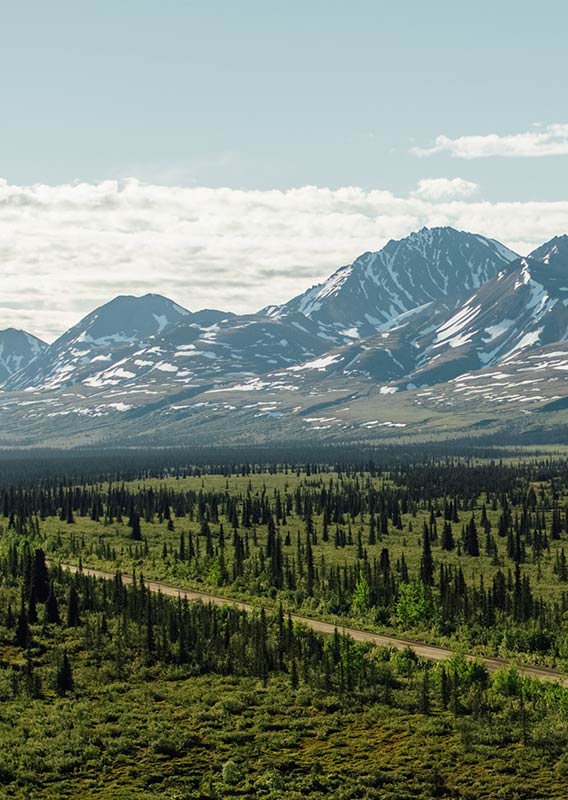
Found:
1,1 -> 568,338
2,0 -> 567,197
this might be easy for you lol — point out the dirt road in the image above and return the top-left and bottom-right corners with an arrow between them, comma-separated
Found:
60,562 -> 568,687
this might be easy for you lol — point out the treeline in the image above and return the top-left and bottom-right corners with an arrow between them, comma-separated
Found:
0,443 -> 566,486
3,461 -> 568,532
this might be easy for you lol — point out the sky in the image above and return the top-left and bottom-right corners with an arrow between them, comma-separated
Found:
1,0 -> 568,341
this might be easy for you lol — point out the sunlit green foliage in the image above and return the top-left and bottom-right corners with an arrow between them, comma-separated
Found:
2,457 -> 568,797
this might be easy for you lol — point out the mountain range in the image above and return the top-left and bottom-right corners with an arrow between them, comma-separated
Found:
1,226 -> 567,448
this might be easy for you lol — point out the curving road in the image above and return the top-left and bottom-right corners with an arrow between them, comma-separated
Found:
60,562 -> 568,688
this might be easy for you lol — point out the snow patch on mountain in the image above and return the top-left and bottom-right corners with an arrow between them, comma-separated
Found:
289,354 -> 342,372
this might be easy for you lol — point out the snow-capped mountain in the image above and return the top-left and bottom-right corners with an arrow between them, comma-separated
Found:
402,235 -> 568,387
73,312 -> 329,391
271,234 -> 568,393
0,227 -> 566,448
5,294 -> 194,391
0,328 -> 47,384
267,227 -> 518,343
4,292 -> 330,393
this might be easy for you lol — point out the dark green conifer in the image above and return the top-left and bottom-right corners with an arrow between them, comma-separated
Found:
56,652 -> 74,696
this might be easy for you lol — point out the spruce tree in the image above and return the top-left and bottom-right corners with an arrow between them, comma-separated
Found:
15,599 -> 30,648
130,511 -> 142,541
420,522 -> 434,586
45,583 -> 60,624
31,549 -> 49,603
464,516 -> 480,557
441,522 -> 455,551
56,652 -> 74,696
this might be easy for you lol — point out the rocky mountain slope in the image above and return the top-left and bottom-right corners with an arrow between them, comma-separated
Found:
0,328 -> 47,383
267,227 -> 518,343
0,226 -> 566,448
5,294 -> 195,391
402,235 -> 568,387
4,300 -> 331,394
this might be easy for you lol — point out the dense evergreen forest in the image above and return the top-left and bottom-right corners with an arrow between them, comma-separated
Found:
2,455 -> 568,797
0,441 -> 565,485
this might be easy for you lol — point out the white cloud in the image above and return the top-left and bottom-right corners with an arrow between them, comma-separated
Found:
0,177 -> 567,341
412,123 -> 568,158
412,177 -> 479,200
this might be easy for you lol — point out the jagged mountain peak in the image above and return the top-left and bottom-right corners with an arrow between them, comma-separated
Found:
529,235 -> 568,265
381,225 -> 517,262
400,233 -> 568,387
387,225 -> 460,245
270,227 -> 518,342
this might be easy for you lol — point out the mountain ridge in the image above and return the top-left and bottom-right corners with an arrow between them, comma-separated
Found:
265,226 -> 519,343
0,226 -> 566,447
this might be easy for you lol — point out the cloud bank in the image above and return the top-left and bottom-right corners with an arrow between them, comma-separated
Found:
412,123 -> 568,158
0,177 -> 567,341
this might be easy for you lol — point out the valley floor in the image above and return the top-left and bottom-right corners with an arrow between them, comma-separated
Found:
3,455 -> 568,798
